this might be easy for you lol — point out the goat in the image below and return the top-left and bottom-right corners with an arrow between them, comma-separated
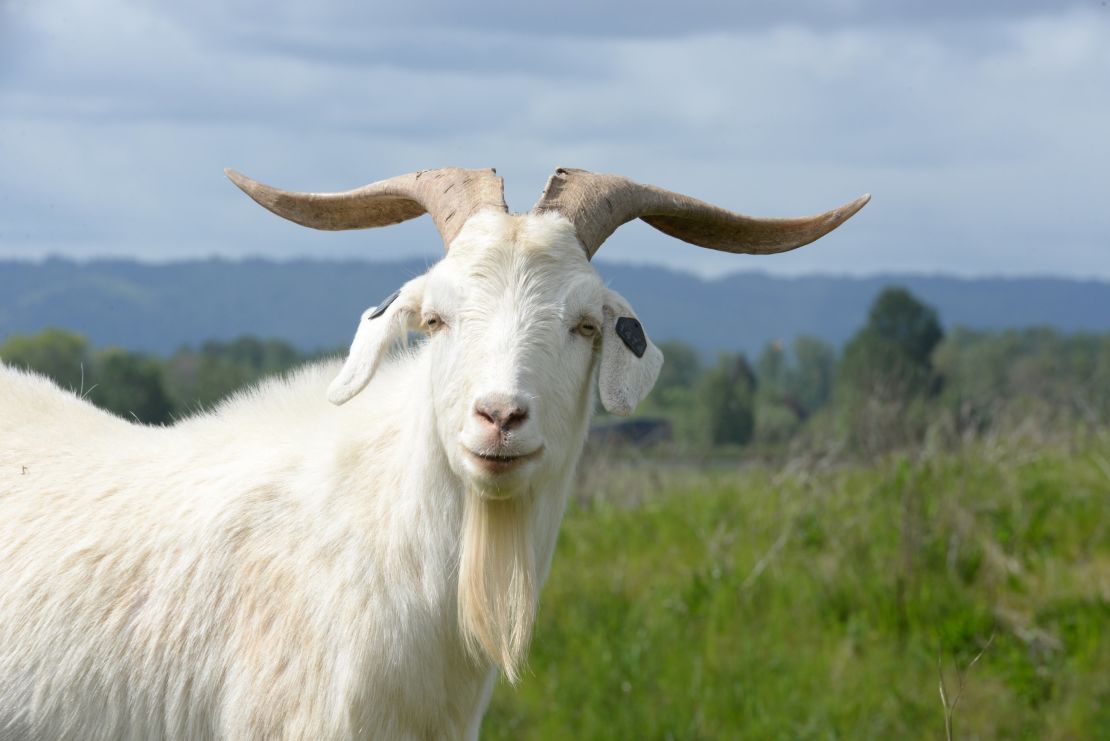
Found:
0,167 -> 868,739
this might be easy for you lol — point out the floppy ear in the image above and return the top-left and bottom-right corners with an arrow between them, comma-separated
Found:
598,289 -> 664,416
327,276 -> 425,405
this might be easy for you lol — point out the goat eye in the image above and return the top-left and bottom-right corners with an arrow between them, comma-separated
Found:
423,314 -> 444,331
575,319 -> 599,338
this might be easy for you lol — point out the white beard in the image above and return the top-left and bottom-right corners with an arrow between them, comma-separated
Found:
456,489 -> 536,683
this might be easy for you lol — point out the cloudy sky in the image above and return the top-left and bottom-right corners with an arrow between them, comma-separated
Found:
1,0 -> 1106,277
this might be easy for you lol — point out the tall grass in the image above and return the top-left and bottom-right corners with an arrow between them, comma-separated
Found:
484,435 -> 1110,739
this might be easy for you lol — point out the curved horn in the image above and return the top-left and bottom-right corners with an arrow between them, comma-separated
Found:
532,167 -> 870,258
225,167 -> 508,248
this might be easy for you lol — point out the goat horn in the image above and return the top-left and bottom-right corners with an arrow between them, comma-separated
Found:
225,167 -> 508,249
532,167 -> 870,258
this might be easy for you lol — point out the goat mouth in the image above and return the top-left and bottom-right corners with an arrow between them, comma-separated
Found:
465,446 -> 543,474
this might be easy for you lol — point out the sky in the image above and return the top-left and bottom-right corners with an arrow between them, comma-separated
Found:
0,0 -> 1107,278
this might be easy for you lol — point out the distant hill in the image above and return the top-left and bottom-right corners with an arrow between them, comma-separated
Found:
3,257 -> 1110,357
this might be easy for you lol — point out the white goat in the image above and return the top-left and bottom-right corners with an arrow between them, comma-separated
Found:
0,167 -> 867,740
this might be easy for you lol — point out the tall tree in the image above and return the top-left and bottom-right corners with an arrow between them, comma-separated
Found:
790,336 -> 836,416
839,287 -> 944,404
866,287 -> 943,366
756,341 -> 788,402
697,353 -> 756,446
836,288 -> 944,452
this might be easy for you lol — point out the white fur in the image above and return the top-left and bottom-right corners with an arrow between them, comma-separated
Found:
0,211 -> 662,740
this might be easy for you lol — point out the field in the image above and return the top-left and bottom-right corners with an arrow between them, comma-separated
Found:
485,436 -> 1110,739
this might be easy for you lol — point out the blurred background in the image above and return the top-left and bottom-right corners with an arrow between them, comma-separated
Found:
2,0 -> 1109,737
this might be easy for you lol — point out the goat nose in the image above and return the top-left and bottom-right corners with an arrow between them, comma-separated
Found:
474,393 -> 530,432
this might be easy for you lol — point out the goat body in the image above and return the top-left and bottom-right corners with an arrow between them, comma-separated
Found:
0,350 -> 572,739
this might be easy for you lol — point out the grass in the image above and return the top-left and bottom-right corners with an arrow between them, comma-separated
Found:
483,436 -> 1110,739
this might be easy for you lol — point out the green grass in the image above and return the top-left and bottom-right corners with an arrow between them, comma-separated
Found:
484,437 -> 1110,739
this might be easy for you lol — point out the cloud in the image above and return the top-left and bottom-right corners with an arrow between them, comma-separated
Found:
0,0 -> 1107,279
160,0 -> 1095,39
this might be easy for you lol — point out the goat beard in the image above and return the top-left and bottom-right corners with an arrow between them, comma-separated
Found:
457,488 -> 536,684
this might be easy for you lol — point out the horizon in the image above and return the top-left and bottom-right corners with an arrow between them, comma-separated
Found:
7,253 -> 1110,286
8,257 -> 1110,362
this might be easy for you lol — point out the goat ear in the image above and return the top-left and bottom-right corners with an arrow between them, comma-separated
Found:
327,277 -> 425,405
598,289 -> 663,416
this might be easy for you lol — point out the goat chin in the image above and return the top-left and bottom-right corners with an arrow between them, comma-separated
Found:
456,487 -> 536,684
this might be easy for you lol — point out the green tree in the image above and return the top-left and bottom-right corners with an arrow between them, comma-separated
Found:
790,336 -> 836,416
754,336 -> 836,446
933,327 -> 1110,433
756,341 -> 788,403
866,287 -> 943,366
839,287 -> 944,404
654,341 -> 701,393
835,288 -> 944,453
88,348 -> 175,424
164,337 -> 305,411
648,340 -> 702,413
697,353 -> 756,446
0,328 -> 91,392
754,341 -> 795,445
756,336 -> 836,421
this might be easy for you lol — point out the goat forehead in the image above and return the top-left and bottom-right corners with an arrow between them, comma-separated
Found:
448,210 -> 582,259
435,211 -> 602,307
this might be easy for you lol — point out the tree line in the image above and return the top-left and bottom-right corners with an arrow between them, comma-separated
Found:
0,332 -> 315,425
630,286 -> 1110,455
4,287 -> 1109,454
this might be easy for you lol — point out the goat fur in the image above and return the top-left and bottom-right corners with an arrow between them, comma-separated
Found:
0,211 -> 658,740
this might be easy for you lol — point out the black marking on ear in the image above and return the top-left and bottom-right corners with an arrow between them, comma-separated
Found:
368,289 -> 400,320
615,317 -> 647,358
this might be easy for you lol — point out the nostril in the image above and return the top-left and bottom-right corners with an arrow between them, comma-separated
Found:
501,407 -> 528,431
474,405 -> 497,426
474,395 -> 530,433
